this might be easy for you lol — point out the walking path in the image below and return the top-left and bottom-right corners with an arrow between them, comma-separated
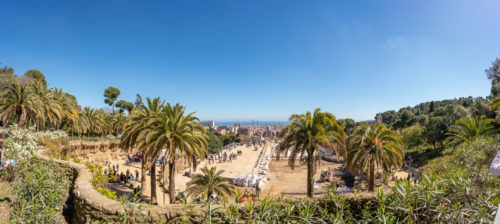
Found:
109,143 -> 267,206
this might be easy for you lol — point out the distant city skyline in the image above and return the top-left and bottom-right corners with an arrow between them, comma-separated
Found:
1,1 -> 499,121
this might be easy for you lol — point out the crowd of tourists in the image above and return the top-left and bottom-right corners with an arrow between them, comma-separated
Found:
206,150 -> 241,164
104,162 -> 140,185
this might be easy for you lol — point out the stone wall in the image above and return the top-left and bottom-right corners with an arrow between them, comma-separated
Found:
35,150 -> 205,223
60,140 -> 126,161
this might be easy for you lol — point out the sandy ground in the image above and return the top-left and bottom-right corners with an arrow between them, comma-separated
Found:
83,142 -> 411,205
107,142 -> 268,206
261,159 -> 344,198
261,158 -> 412,198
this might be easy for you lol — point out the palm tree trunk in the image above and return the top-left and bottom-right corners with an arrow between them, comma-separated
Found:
369,159 -> 375,191
169,161 -> 176,204
150,162 -> 157,205
141,158 -> 146,194
307,150 -> 314,197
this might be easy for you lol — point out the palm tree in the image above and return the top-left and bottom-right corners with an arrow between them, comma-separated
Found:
74,109 -> 89,136
141,103 -> 208,204
112,112 -> 126,135
99,110 -> 114,136
52,88 -> 79,130
185,166 -> 233,201
444,116 -> 494,146
31,80 -> 63,130
121,97 -> 164,203
490,96 -> 500,111
346,123 -> 404,191
278,108 -> 345,197
81,106 -> 104,136
0,83 -> 42,127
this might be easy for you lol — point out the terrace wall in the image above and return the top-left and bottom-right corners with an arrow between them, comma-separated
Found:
35,149 -> 204,223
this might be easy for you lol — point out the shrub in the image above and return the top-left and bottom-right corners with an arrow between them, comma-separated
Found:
73,157 -> 81,163
97,187 -> 117,200
9,157 -> 70,223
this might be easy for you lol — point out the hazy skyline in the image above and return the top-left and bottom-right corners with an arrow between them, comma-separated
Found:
1,1 -> 499,121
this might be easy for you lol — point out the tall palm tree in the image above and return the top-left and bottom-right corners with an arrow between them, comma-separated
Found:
346,123 -> 404,191
52,88 -> 79,130
99,110 -> 113,136
141,103 -> 208,204
278,108 -> 345,197
74,108 -> 89,136
121,97 -> 164,203
112,112 -> 126,135
0,83 -> 42,127
31,80 -> 62,130
81,106 -> 104,136
185,166 -> 233,201
444,116 -> 494,146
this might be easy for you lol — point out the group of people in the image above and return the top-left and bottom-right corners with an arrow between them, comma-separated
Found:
104,162 -> 140,185
207,150 -> 240,164
127,153 -> 142,164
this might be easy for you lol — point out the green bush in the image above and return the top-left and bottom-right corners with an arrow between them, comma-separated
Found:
9,157 -> 70,223
217,137 -> 500,223
97,187 -> 117,200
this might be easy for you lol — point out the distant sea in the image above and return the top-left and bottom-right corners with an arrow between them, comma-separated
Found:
214,121 -> 289,126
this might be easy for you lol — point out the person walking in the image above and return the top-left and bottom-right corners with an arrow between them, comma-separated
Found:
135,170 -> 139,181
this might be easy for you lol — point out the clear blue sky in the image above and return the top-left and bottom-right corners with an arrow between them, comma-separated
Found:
1,0 -> 499,121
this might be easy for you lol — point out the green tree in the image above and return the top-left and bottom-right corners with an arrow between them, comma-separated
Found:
399,124 -> 424,148
444,116 -> 494,146
121,97 -> 164,199
337,118 -> 356,135
104,86 -> 120,112
142,103 -> 208,204
346,123 -> 404,191
52,88 -> 79,131
485,56 -> 500,82
0,83 -> 41,127
221,134 -> 241,146
134,93 -> 143,108
423,116 -> 448,150
206,130 -> 223,154
115,100 -> 134,113
278,108 -> 345,197
185,166 -> 233,201
392,109 -> 416,129
30,80 -> 62,130
23,69 -> 46,86
376,110 -> 398,127
0,63 -> 19,94
111,112 -> 126,135
80,106 -> 104,136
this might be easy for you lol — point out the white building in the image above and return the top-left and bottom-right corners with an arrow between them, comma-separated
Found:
201,120 -> 215,129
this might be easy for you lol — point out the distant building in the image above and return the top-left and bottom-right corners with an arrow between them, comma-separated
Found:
238,127 -> 250,135
265,126 -> 273,137
214,128 -> 227,135
201,120 -> 215,129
